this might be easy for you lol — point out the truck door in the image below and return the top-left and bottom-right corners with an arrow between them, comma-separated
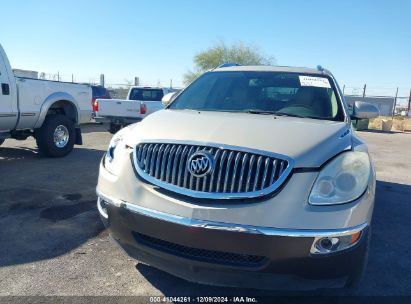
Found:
0,51 -> 17,131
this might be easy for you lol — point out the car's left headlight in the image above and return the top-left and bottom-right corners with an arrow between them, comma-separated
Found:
309,151 -> 371,205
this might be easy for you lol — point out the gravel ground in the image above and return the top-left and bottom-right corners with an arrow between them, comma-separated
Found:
0,124 -> 410,297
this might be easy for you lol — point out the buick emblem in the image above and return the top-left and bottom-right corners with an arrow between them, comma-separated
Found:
187,151 -> 213,177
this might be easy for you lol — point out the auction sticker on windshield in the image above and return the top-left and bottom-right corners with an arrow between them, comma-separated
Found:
299,76 -> 331,88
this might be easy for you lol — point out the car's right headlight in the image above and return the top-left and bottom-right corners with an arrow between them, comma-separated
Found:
103,127 -> 132,175
309,151 -> 371,205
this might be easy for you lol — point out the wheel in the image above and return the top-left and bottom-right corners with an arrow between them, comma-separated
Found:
35,114 -> 76,157
345,226 -> 371,288
109,123 -> 121,134
0,139 -> 4,146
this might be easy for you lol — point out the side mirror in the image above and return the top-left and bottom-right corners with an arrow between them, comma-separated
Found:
351,101 -> 379,119
162,92 -> 177,106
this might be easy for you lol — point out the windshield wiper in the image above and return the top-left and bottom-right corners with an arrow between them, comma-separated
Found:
273,112 -> 309,119
275,112 -> 328,120
246,109 -> 309,119
245,109 -> 277,115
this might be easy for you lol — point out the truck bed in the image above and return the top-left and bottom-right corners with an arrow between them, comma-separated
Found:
15,77 -> 92,129
96,99 -> 163,119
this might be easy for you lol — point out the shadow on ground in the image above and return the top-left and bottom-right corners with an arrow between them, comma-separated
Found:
0,189 -> 104,267
0,146 -> 40,160
0,147 -> 105,267
81,123 -> 112,134
136,180 -> 411,296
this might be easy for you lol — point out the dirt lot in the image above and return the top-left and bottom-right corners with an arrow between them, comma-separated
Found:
0,124 -> 410,297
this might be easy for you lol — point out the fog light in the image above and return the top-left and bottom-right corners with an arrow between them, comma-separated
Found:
320,237 -> 337,250
97,197 -> 109,219
311,230 -> 363,254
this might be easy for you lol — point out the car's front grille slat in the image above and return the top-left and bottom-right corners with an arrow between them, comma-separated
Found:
245,155 -> 256,193
183,146 -> 194,188
261,157 -> 270,190
237,153 -> 248,192
223,151 -> 235,193
160,145 -> 170,181
171,145 -> 182,184
133,142 -> 292,199
145,144 -> 153,173
230,152 -> 241,193
177,146 -> 188,187
155,144 -> 164,179
165,145 -> 176,183
149,145 -> 158,175
269,159 -> 278,186
208,149 -> 221,192
253,156 -> 263,191
279,160 -> 286,177
216,150 -> 227,193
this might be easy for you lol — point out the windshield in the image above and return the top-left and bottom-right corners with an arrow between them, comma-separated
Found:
169,71 -> 344,121
129,88 -> 164,101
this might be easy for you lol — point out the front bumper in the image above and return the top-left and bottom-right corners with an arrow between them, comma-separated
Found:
97,192 -> 369,290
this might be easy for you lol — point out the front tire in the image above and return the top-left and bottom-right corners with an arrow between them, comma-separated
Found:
35,114 -> 76,157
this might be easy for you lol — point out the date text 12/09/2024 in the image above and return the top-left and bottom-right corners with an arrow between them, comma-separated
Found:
149,296 -> 258,303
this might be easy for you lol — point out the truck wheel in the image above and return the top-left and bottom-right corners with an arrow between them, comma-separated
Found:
109,123 -> 121,134
35,114 -> 76,157
0,139 -> 4,146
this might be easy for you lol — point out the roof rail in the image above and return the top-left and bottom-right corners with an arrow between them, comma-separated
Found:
216,63 -> 242,69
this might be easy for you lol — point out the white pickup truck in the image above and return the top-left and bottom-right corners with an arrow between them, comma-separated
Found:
0,44 -> 92,157
95,86 -> 178,134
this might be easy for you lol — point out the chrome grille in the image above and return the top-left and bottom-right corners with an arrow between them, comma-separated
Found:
133,141 -> 294,199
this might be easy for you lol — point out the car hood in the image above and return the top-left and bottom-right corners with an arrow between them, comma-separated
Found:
127,110 -> 352,168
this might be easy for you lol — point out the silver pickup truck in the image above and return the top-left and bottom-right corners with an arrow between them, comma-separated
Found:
0,43 -> 92,157
97,65 -> 379,290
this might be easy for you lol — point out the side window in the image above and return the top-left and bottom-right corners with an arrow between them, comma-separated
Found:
329,89 -> 338,117
171,74 -> 217,109
153,90 -> 164,101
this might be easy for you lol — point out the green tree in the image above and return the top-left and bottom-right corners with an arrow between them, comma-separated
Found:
183,41 -> 275,85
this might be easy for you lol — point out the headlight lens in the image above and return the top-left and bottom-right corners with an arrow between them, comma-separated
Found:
103,129 -> 129,175
309,151 -> 371,205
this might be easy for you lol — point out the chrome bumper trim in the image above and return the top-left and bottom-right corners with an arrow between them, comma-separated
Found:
96,190 -> 368,238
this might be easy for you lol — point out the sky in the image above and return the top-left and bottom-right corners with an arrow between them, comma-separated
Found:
1,0 -> 410,100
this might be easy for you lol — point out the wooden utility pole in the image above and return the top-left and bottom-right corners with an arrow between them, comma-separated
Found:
362,84 -> 367,98
342,85 -> 345,94
100,74 -> 105,87
407,88 -> 411,114
392,87 -> 399,118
